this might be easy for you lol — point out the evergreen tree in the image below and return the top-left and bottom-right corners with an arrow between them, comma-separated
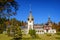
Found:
29,29 -> 36,38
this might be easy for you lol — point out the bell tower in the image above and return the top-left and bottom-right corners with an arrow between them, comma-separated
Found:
27,5 -> 34,32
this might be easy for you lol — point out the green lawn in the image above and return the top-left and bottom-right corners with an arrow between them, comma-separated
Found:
22,33 -> 60,40
0,34 -> 13,40
0,33 -> 60,40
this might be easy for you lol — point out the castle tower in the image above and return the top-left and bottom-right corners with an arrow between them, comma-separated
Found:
48,16 -> 51,23
48,16 -> 52,27
27,5 -> 34,32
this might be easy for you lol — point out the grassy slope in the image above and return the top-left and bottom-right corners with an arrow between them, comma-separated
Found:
22,33 -> 60,40
0,33 -> 60,40
0,34 -> 12,40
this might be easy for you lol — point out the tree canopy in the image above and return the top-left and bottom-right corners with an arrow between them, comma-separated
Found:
0,0 -> 18,18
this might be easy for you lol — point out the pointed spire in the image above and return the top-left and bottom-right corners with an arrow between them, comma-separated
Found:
28,11 -> 33,19
30,4 -> 32,13
28,4 -> 33,20
29,13 -> 32,18
48,16 -> 50,20
48,16 -> 51,23
29,4 -> 32,18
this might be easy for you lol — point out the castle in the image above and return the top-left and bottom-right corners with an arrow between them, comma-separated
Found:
21,7 -> 56,34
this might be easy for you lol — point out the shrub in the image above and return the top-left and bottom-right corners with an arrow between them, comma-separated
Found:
56,32 -> 60,35
55,37 -> 60,39
46,34 -> 51,36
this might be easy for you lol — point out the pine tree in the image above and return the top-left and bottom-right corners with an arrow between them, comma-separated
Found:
29,29 -> 36,38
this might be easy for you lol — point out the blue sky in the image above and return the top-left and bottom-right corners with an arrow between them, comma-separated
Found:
11,0 -> 60,24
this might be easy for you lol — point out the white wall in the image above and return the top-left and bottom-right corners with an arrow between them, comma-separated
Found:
48,29 -> 56,34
